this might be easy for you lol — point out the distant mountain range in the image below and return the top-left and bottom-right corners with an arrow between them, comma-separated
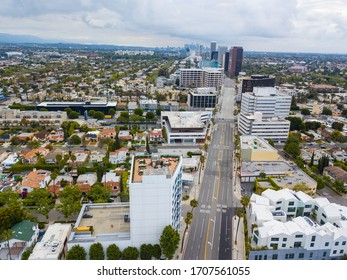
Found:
0,33 -> 50,44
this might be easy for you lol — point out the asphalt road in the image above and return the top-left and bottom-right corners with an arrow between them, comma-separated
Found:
183,78 -> 237,260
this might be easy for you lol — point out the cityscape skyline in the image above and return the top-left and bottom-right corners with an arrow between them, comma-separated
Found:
1,0 -> 347,54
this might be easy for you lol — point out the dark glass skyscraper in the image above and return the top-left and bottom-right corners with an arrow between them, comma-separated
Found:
228,46 -> 243,78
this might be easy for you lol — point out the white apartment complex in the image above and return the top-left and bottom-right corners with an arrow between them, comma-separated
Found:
240,87 -> 292,117
248,189 -> 347,260
179,68 -> 223,89
129,154 -> 182,247
0,108 -> 68,128
161,111 -> 212,144
238,112 -> 290,142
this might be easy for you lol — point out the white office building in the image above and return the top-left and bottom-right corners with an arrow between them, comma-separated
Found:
248,189 -> 347,260
129,154 -> 182,247
241,87 -> 292,117
161,111 -> 212,144
238,112 -> 290,142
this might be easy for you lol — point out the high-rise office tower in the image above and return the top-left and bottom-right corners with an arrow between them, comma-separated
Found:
241,74 -> 276,93
210,41 -> 217,59
223,52 -> 230,74
228,46 -> 243,78
217,46 -> 228,66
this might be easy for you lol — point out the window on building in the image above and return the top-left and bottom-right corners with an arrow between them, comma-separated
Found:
333,250 -> 337,254
271,238 -> 279,242
323,252 -> 327,257
276,201 -> 282,204
295,234 -> 303,238
309,252 -> 313,258
283,238 -> 287,241
288,201 -> 294,206
289,254 -> 295,259
343,241 -> 346,246
264,255 -> 268,260
288,207 -> 296,212
294,242 -> 302,248
272,254 -> 278,260
305,205 -> 311,208
311,236 -> 316,242
255,255 -> 258,260
298,253 -> 304,259
340,250 -> 344,254
322,213 -> 327,219
275,207 -> 281,211
259,255 -> 262,260
282,244 -> 286,248
325,242 -> 329,247
335,241 -> 339,246
310,243 -> 314,247
314,205 -> 319,210
285,254 -> 289,260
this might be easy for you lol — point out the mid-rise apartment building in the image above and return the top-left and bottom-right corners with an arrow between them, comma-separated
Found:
129,154 -> 182,247
179,68 -> 223,89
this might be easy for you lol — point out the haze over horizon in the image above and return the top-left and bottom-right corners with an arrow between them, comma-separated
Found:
1,0 -> 347,54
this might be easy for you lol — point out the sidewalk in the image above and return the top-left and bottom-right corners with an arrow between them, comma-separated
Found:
232,216 -> 245,260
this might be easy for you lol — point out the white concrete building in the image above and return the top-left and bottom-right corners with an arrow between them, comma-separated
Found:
161,111 -> 212,144
1,153 -> 19,169
238,112 -> 290,142
179,68 -> 223,89
0,108 -> 67,128
129,154 -> 182,247
188,87 -> 217,109
29,223 -> 72,260
241,87 -> 292,118
139,99 -> 158,112
248,189 -> 347,260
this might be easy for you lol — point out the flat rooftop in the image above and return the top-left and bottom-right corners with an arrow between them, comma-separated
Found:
77,204 -> 130,235
162,111 -> 209,128
132,155 -> 179,183
241,135 -> 277,151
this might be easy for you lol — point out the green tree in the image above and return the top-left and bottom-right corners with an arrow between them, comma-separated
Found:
27,140 -> 40,149
108,108 -> 116,116
122,246 -> 139,260
333,180 -> 346,194
146,136 -> 151,154
94,111 -> 105,120
322,107 -> 332,116
1,229 -> 14,259
286,116 -> 305,131
159,225 -> 180,260
317,155 -> 330,174
332,122 -> 344,131
106,244 -> 122,260
284,142 -> 301,158
69,134 -> 82,145
259,172 -> 267,178
146,111 -> 155,120
23,188 -> 54,218
21,248 -> 32,260
57,185 -> 82,219
185,211 -> 193,226
68,111 -> 79,119
66,245 -> 87,260
267,139 -> 275,147
240,196 -> 250,208
301,108 -> 311,116
140,244 -> 154,260
293,182 -> 310,193
134,108 -> 143,116
153,244 -> 162,259
88,110 -> 96,118
190,199 -> 198,209
87,183 -> 110,203
10,136 -> 22,146
89,242 -> 105,260
115,133 -> 121,150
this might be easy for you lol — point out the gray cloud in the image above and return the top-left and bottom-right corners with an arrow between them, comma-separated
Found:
0,0 -> 346,53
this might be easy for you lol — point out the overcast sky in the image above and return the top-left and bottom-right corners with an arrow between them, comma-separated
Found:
1,0 -> 347,53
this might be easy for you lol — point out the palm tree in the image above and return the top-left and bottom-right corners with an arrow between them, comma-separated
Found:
1,229 -> 14,260
35,151 -> 43,163
190,199 -> 199,210
56,154 -> 62,170
70,154 -> 77,167
50,172 -> 58,187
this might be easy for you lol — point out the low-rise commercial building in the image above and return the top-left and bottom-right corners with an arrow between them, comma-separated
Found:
161,111 -> 212,144
188,87 -> 217,109
241,136 -> 279,162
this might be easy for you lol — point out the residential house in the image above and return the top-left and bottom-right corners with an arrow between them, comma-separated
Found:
109,148 -> 128,164
45,148 -> 66,165
149,129 -> 164,143
33,130 -> 50,142
0,220 -> 39,260
102,172 -> 120,196
89,151 -> 106,163
23,148 -> 49,164
1,153 -> 19,169
99,127 -> 117,140
48,175 -> 74,196
76,173 -> 97,193
69,150 -> 90,166
20,169 -> 51,196
118,130 -> 133,142
17,132 -> 35,142
84,131 -> 100,143
133,132 -> 147,143
48,130 -> 65,142
324,166 -> 347,187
